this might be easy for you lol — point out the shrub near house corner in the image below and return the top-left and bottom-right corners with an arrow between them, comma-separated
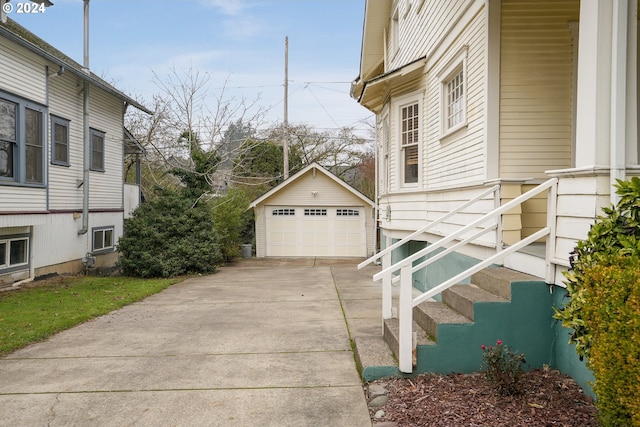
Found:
117,189 -> 222,278
554,177 -> 640,426
579,256 -> 640,427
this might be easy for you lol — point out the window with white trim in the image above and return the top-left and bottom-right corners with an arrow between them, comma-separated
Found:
90,128 -> 105,172
439,48 -> 468,136
0,92 -> 46,186
446,68 -> 465,129
51,116 -> 70,166
0,235 -> 29,272
382,112 -> 390,194
272,208 -> 295,216
400,102 -> 419,184
304,208 -> 327,216
92,226 -> 114,253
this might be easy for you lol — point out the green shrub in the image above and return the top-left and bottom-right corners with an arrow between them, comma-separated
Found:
480,339 -> 526,396
212,188 -> 254,261
554,177 -> 640,426
556,177 -> 640,357
578,255 -> 640,426
117,189 -> 222,278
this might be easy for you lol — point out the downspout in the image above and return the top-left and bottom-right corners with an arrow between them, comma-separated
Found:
78,0 -> 90,235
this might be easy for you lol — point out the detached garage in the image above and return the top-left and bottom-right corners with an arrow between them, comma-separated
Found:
250,163 -> 375,258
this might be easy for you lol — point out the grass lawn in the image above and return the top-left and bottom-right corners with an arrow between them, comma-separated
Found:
0,275 -> 182,356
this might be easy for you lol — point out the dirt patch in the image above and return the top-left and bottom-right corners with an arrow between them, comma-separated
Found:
368,368 -> 598,426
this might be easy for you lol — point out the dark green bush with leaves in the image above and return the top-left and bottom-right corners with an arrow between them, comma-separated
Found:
554,176 -> 640,426
117,189 -> 222,278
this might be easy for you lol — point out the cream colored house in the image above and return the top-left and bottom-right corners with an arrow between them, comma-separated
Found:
351,0 -> 638,392
250,163 -> 375,258
0,18 -> 150,287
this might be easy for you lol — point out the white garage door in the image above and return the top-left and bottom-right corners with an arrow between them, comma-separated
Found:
265,206 -> 366,257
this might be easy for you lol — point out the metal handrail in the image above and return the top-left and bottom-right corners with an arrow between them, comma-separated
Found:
357,184 -> 501,270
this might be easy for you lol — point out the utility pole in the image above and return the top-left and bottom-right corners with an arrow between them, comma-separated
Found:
283,36 -> 289,180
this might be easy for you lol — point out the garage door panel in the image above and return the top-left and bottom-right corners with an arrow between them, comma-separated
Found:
265,206 -> 365,257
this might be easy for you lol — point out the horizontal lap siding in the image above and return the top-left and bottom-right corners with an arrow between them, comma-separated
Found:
48,72 -> 85,210
88,88 -> 124,210
499,0 -> 578,178
390,0 -> 469,70
426,9 -> 486,188
0,41 -> 46,104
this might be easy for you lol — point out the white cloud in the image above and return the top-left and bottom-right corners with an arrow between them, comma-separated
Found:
198,0 -> 250,16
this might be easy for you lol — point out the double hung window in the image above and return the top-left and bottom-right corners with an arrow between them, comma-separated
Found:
440,48 -> 468,136
0,93 -> 46,186
400,102 -> 419,184
90,128 -> 105,172
51,116 -> 70,166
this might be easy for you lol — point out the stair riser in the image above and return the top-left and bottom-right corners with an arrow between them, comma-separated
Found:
471,270 -> 512,300
442,288 -> 476,320
383,319 -> 400,359
413,306 -> 439,339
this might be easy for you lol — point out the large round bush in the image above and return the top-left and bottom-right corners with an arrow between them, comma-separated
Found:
117,189 -> 222,278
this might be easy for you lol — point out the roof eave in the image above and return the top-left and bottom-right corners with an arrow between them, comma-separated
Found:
0,23 -> 153,115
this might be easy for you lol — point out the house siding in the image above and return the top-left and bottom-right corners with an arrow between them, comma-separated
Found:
1,21 -> 139,285
389,0 -> 470,72
0,38 -> 46,104
425,9 -> 487,188
47,71 -> 85,211
499,0 -> 578,178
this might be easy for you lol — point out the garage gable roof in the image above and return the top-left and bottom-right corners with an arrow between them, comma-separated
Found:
249,163 -> 375,209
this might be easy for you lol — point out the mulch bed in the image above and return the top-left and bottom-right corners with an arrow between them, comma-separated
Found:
368,368 -> 598,426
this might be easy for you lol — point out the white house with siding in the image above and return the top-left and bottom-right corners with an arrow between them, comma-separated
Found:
351,0 -> 638,393
250,163 -> 375,258
0,17 -> 150,287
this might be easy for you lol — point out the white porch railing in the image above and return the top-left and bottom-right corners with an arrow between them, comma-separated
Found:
359,178 -> 559,373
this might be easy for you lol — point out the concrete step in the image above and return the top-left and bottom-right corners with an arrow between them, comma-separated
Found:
352,335 -> 399,382
471,266 -> 542,300
413,301 -> 472,339
383,318 -> 435,361
442,284 -> 508,320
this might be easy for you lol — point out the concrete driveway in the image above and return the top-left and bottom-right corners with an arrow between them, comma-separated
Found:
0,258 -> 378,426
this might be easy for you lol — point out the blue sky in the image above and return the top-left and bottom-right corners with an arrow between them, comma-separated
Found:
10,0 -> 373,135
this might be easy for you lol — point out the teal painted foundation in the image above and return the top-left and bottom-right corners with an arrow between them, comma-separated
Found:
416,274 -> 554,374
378,231 -> 595,396
550,288 -> 595,398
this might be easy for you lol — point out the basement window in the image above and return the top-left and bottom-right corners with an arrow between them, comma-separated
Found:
92,226 -> 114,253
0,235 -> 29,272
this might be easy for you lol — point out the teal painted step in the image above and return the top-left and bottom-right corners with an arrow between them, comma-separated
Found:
383,266 -> 553,375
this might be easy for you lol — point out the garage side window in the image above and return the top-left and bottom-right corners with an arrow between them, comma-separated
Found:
273,208 -> 295,216
304,209 -> 327,216
336,209 -> 360,216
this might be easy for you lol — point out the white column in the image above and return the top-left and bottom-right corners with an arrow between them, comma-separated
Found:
574,0 -> 613,169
